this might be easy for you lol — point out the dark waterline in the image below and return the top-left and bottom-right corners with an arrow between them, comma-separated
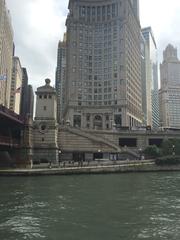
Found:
0,173 -> 180,240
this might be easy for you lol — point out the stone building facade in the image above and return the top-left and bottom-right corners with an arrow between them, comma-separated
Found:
0,0 -> 14,107
64,0 -> 143,130
9,56 -> 22,114
33,79 -> 59,164
159,44 -> 180,128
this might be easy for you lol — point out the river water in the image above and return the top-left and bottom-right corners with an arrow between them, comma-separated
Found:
0,173 -> 180,240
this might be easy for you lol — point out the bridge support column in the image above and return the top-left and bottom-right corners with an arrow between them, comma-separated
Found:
12,148 -> 33,169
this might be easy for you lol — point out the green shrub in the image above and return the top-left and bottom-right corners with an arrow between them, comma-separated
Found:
144,145 -> 161,158
155,155 -> 180,165
160,139 -> 180,156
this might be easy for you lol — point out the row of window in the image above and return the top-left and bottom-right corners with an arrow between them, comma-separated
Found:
79,3 -> 119,20
72,79 -> 124,87
39,94 -> 52,99
77,100 -> 118,106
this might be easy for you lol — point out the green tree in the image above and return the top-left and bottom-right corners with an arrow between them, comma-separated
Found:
144,145 -> 161,158
161,139 -> 180,156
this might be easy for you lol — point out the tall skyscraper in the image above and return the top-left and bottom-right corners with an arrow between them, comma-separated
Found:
131,0 -> 139,19
20,67 -> 28,116
64,0 -> 142,130
0,0 -> 14,108
142,27 -> 159,128
55,33 -> 66,123
159,44 -> 180,128
20,68 -> 34,119
9,56 -> 22,114
140,33 -> 148,125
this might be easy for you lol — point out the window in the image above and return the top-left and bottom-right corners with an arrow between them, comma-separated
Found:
44,95 -> 47,99
43,106 -> 47,110
86,114 -> 90,121
39,95 -> 42,99
73,115 -> 81,127
106,115 -> 109,121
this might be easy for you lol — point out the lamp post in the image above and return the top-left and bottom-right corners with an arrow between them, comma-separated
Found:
97,149 -> 101,164
172,145 -> 175,156
58,150 -> 62,167
139,148 -> 142,160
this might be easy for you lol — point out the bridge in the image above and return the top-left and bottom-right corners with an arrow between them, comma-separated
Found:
0,105 -> 28,167
0,104 -> 24,147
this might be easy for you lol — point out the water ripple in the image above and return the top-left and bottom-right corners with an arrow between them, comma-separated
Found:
0,215 -> 45,239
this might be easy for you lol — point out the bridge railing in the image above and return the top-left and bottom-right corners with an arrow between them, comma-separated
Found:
0,135 -> 20,147
0,104 -> 25,123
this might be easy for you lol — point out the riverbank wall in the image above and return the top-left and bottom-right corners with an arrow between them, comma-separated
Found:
0,160 -> 180,176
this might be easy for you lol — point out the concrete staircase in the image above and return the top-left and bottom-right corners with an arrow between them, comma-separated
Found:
59,126 -> 138,158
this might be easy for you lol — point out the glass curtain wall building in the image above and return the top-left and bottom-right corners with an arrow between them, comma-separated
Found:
64,0 -> 142,130
142,27 -> 159,128
55,33 -> 67,124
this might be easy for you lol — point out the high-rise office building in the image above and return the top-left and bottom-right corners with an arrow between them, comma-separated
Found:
26,85 -> 34,119
20,68 -> 34,119
55,33 -> 66,123
20,67 -> 28,117
64,0 -> 142,130
130,0 -> 139,19
0,0 -> 14,107
142,27 -> 159,128
159,44 -> 180,128
140,33 -> 148,125
9,56 -> 22,114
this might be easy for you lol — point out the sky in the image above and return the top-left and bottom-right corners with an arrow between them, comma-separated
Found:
5,0 -> 180,89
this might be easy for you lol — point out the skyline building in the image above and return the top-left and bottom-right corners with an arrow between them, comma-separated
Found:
142,27 -> 159,128
140,32 -> 147,125
130,0 -> 139,19
20,67 -> 28,117
55,33 -> 66,124
20,67 -> 34,119
64,0 -> 142,130
159,44 -> 180,128
9,56 -> 22,114
0,0 -> 14,108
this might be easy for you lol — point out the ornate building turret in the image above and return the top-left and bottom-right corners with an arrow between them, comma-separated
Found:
33,79 -> 58,164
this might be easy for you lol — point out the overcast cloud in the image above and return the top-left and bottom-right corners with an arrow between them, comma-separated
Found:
5,0 -> 180,89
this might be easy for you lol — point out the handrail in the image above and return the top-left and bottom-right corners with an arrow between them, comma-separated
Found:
0,135 -> 20,146
0,104 -> 25,123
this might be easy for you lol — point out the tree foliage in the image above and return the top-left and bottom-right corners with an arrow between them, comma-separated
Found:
143,145 -> 161,158
161,139 -> 180,156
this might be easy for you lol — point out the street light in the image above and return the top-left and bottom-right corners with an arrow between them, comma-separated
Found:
172,145 -> 175,156
139,148 -> 142,160
58,150 -> 62,167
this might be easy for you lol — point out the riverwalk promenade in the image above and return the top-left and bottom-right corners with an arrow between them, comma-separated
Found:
0,160 -> 180,176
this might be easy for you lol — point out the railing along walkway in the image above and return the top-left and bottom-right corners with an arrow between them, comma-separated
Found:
0,135 -> 20,147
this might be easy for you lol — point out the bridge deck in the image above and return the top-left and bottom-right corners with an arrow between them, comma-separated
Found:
0,105 -> 24,125
0,105 -> 24,149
